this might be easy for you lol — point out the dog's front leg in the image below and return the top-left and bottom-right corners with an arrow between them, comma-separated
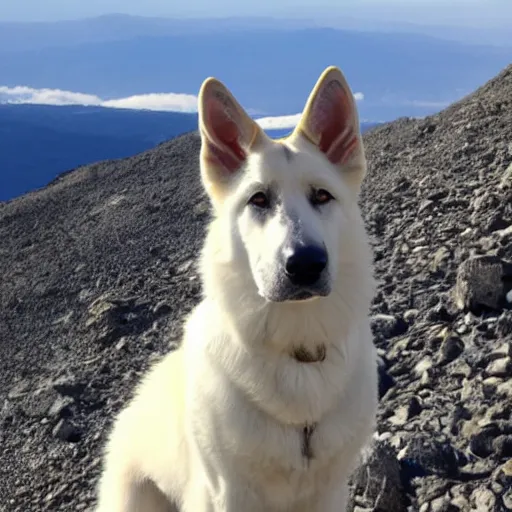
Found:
213,486 -> 263,512
181,482 -> 215,512
313,482 -> 349,512
185,444 -> 264,512
182,476 -> 263,512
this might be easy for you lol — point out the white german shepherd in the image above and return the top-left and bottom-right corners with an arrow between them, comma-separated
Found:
95,65 -> 378,512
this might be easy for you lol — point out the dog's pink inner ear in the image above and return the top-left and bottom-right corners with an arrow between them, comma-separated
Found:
310,81 -> 358,166
204,96 -> 246,173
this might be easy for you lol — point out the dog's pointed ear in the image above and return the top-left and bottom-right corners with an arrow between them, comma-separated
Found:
294,66 -> 366,188
198,77 -> 263,198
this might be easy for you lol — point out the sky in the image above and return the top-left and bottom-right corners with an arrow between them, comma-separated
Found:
1,0 -> 511,27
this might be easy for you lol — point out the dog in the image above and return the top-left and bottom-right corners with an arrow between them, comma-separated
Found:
95,65 -> 378,512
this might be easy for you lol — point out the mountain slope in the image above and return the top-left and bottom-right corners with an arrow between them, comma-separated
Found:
358,63 -> 512,510
0,65 -> 511,511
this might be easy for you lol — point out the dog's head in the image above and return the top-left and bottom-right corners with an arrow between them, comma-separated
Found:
198,66 -> 368,303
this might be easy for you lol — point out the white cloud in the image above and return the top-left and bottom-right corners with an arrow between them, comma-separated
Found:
256,91 -> 365,131
0,85 -> 102,106
0,85 -> 199,113
379,93 -> 452,110
102,92 -> 199,112
256,113 -> 302,130
405,99 -> 451,108
0,85 -> 365,127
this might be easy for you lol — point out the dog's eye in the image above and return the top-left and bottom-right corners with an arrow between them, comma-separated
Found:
312,189 -> 334,206
249,192 -> 270,209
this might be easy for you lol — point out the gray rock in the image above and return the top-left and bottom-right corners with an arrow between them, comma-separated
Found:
469,424 -> 501,458
52,419 -> 82,443
47,396 -> 74,418
370,314 -> 409,340
453,255 -> 512,312
438,334 -> 465,365
348,440 -> 407,512
486,357 -> 512,378
471,487 -> 496,510
499,162 -> 512,189
52,375 -> 85,399
398,436 -> 461,478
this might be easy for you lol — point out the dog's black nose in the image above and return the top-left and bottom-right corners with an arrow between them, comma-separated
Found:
285,245 -> 328,286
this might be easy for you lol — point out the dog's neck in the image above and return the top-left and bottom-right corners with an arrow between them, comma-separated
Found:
212,291 -> 348,360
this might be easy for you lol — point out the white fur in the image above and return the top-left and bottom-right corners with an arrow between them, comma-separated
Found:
95,66 -> 378,512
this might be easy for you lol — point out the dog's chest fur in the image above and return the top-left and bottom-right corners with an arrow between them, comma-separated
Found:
292,347 -> 325,462
215,361 -> 365,508
185,301 -> 374,504
180,300 -> 374,510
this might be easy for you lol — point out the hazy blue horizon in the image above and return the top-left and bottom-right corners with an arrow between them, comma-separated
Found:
2,0 -> 511,28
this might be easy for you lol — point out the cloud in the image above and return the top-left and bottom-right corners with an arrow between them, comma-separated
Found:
0,85 -> 102,106
0,85 -> 365,126
256,113 -> 302,130
102,92 -> 199,112
405,99 -> 451,108
0,85 -> 199,113
379,93 -> 452,110
256,91 -> 365,131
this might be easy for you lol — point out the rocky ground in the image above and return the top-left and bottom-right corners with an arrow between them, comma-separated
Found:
1,64 -> 511,512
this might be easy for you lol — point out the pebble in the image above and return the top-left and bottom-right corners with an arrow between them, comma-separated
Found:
471,487 -> 496,510
52,419 -> 82,443
486,357 -> 512,378
438,335 -> 465,365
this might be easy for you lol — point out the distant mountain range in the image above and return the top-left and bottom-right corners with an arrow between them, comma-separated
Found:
0,103 -> 380,202
1,16 -> 511,122
0,104 -> 195,202
1,13 -> 511,50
